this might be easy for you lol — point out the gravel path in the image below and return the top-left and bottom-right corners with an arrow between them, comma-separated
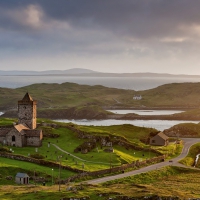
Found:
52,144 -> 114,165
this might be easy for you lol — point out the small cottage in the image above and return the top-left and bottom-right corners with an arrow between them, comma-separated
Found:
150,132 -> 169,146
15,173 -> 29,184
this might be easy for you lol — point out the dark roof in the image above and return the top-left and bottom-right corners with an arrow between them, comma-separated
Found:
0,128 -> 11,136
16,172 -> 29,178
24,129 -> 41,137
22,92 -> 33,101
156,132 -> 169,140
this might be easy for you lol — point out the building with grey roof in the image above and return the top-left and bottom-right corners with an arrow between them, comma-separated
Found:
15,173 -> 29,184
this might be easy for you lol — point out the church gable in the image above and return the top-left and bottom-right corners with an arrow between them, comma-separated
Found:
6,129 -> 24,147
0,128 -> 11,144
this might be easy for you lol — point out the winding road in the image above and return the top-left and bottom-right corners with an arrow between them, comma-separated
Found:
85,138 -> 200,184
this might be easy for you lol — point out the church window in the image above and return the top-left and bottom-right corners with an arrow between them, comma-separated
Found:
12,136 -> 16,142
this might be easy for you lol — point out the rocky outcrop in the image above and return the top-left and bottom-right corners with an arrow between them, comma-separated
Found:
164,125 -> 198,137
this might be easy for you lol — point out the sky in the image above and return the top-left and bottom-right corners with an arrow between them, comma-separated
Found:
1,0 -> 200,74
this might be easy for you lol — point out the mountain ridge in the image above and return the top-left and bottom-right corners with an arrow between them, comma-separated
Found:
1,68 -> 200,78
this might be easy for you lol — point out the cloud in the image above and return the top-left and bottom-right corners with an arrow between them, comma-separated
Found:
0,0 -> 200,73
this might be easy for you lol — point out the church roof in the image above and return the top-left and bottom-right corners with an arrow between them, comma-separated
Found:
22,92 -> 33,101
14,124 -> 29,135
24,129 -> 42,137
0,128 -> 11,136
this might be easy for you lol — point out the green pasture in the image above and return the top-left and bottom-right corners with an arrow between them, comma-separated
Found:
10,125 -> 158,171
0,166 -> 200,199
0,118 -> 17,126
78,123 -> 156,144
152,142 -> 183,159
0,157 -> 75,185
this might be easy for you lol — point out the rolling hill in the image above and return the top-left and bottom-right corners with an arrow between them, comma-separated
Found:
1,82 -> 200,119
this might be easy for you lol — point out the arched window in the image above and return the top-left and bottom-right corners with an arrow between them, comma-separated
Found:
12,136 -> 15,142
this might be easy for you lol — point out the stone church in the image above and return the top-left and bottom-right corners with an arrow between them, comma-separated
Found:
0,93 -> 43,147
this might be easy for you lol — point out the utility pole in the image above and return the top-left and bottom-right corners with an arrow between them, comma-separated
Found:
110,142 -> 112,173
58,156 -> 62,191
34,170 -> 36,186
52,169 -> 54,186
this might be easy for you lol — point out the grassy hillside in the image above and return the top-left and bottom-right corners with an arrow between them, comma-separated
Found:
0,166 -> 200,199
0,157 -> 75,185
179,143 -> 200,167
0,118 -> 163,172
1,82 -> 200,112
78,124 -> 156,144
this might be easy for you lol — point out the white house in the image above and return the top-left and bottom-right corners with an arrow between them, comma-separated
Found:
133,95 -> 142,100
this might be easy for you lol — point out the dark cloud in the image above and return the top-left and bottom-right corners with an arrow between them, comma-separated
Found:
1,0 -> 200,39
1,0 -> 200,73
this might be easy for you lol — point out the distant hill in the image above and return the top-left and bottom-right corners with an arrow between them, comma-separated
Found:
1,69 -> 200,78
0,82 -> 200,110
1,82 -> 200,119
0,68 -> 99,75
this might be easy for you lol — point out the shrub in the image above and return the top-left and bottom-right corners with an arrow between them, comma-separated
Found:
0,147 -> 11,153
30,153 -> 45,160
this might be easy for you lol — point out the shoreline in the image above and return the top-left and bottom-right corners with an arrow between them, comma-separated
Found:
1,107 -> 200,121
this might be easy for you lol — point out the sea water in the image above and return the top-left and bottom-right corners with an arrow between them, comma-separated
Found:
1,75 -> 200,90
55,119 -> 198,131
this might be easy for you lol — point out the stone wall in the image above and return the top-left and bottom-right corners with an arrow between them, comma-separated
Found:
0,153 -> 83,173
26,136 -> 42,147
18,101 -> 37,129
0,152 -> 166,183
65,155 -> 166,182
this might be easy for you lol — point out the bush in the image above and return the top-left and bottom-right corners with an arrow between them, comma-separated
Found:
30,153 -> 45,160
0,147 -> 11,153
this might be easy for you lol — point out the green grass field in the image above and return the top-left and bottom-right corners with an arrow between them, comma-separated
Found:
10,124 -> 158,171
79,124 -> 156,144
0,117 -> 183,174
0,118 -> 182,173
0,157 -> 75,186
0,166 -> 200,199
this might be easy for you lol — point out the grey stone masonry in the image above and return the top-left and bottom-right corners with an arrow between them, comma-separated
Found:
0,93 -> 42,147
18,92 -> 37,129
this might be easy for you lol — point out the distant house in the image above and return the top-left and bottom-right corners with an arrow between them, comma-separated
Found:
133,95 -> 142,100
15,173 -> 29,184
150,132 -> 169,146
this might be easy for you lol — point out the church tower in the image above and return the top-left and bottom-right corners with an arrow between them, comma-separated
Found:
18,93 -> 37,129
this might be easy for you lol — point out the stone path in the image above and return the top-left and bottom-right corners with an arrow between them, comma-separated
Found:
52,143 -> 114,165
